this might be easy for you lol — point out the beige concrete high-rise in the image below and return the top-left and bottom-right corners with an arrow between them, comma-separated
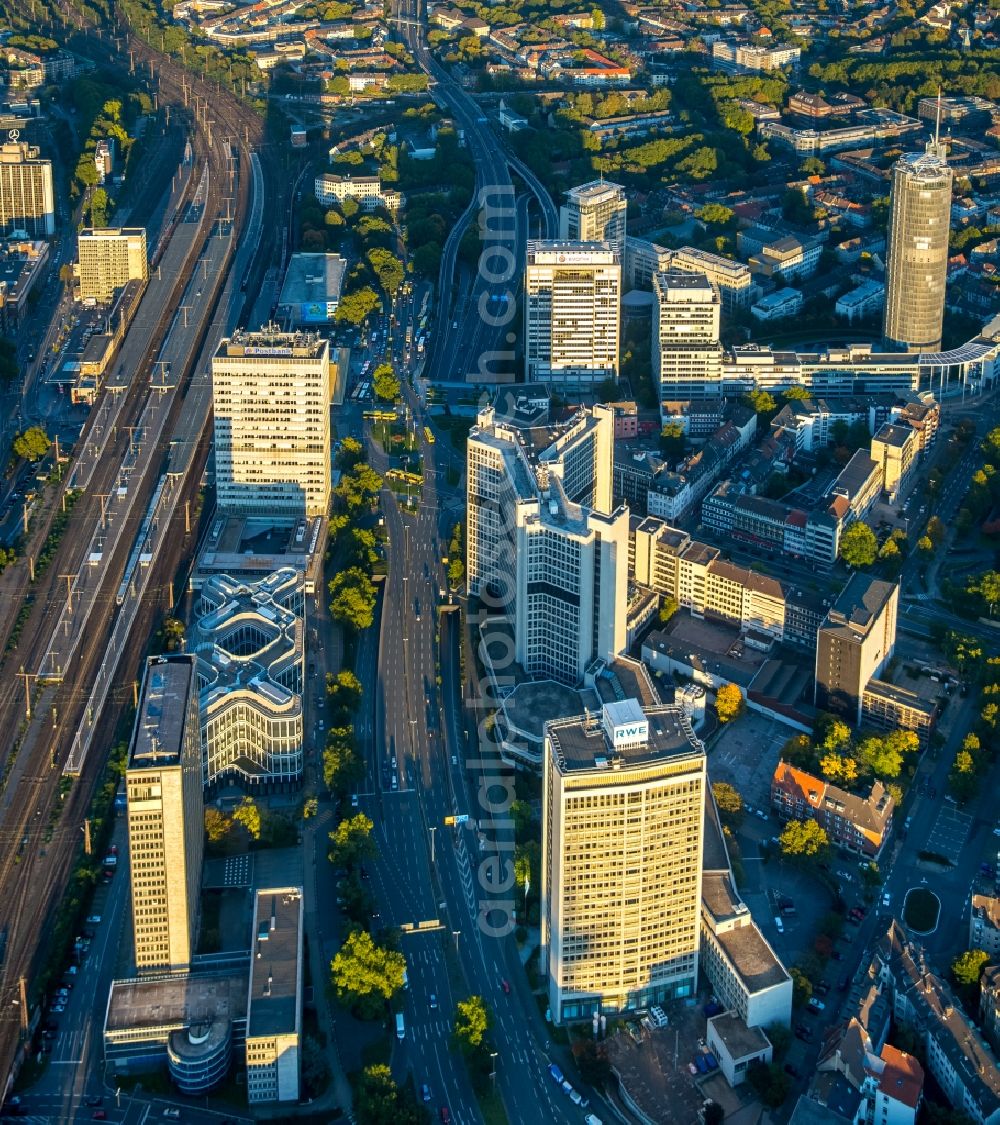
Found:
126,656 -> 204,973
0,141 -> 54,237
559,180 -> 627,259
77,227 -> 148,303
542,700 -> 706,1023
883,139 -> 952,353
652,271 -> 723,404
525,242 -> 621,387
212,328 -> 333,519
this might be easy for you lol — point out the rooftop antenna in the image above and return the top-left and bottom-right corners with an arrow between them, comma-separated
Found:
934,87 -> 942,149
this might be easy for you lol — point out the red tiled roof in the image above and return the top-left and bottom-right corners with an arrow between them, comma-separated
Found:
877,1043 -> 924,1109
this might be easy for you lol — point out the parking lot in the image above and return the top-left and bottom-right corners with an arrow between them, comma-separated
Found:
926,804 -> 974,865
709,710 -> 792,812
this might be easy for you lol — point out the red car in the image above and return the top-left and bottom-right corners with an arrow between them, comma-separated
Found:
440,1109 -> 451,1124
501,978 -> 511,995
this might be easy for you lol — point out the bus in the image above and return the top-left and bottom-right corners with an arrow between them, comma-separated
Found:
424,426 -> 435,444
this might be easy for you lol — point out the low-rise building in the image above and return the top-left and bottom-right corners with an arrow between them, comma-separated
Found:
0,237 -> 48,333
836,280 -> 885,323
276,252 -> 345,326
878,921 -> 1000,1125
771,761 -> 895,858
750,288 -> 804,321
861,679 -> 936,747
707,1012 -> 772,1087
748,237 -> 823,283
711,40 -> 801,72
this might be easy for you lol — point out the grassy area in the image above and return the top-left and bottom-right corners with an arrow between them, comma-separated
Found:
476,1085 -> 509,1125
372,419 -> 419,454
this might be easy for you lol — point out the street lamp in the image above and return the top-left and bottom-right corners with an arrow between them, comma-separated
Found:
452,929 -> 461,954
489,1051 -> 498,1089
430,825 -> 436,863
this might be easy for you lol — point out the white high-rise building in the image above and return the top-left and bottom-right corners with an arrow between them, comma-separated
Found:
467,401 -> 628,685
525,242 -> 621,388
542,700 -> 706,1023
212,328 -> 333,520
77,227 -> 148,303
559,180 -> 627,259
652,271 -> 723,404
0,141 -> 54,237
126,656 -> 204,974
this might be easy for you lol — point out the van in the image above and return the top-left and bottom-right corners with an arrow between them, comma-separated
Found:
396,1012 -> 406,1040
774,916 -> 784,934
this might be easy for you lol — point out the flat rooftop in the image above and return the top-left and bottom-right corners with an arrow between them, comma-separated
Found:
105,970 -> 248,1038
548,703 -> 702,773
247,887 -> 303,1040
826,573 -> 896,634
709,1011 -> 771,1059
277,252 -> 346,309
715,922 -> 790,994
566,179 -> 624,203
216,328 -> 327,360
130,656 -> 196,768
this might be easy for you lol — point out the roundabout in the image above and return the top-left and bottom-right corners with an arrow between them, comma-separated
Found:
902,886 -> 941,935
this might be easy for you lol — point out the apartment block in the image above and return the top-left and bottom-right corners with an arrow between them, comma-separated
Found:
467,402 -> 627,685
701,481 -> 841,568
313,173 -> 401,212
771,761 -> 894,858
828,449 -> 883,524
77,227 -> 148,303
878,922 -> 1000,1124
559,179 -> 627,259
126,656 -> 204,973
871,422 -> 918,502
525,241 -> 621,387
652,271 -> 723,404
982,967 -> 1000,1053
624,235 -> 673,290
814,574 -> 898,725
670,246 -> 754,310
212,329 -> 333,520
246,887 -> 304,1104
971,896 -> 1000,959
711,40 -> 801,72
541,701 -> 706,1023
0,140 -> 55,237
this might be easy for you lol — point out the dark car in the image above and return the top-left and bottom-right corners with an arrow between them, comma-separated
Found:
440,1109 -> 451,1125
784,1063 -> 801,1078
831,950 -> 844,961
795,1025 -> 813,1042
92,1112 -> 107,1121
500,978 -> 511,995
85,1096 -> 103,1107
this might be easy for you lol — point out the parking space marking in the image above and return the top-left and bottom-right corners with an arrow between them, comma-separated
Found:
926,806 -> 973,864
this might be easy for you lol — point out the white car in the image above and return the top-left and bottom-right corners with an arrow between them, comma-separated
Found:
882,893 -> 891,907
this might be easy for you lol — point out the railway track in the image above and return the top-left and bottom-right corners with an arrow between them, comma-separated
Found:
0,4 -> 270,1089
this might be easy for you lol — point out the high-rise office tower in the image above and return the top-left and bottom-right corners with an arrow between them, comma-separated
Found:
883,138 -> 952,353
814,574 -> 899,725
541,700 -> 706,1023
212,328 -> 333,519
559,180 -> 627,259
525,242 -> 621,387
126,656 -> 204,973
77,227 -> 148,302
652,271 -> 723,402
467,401 -> 627,684
0,140 -> 55,237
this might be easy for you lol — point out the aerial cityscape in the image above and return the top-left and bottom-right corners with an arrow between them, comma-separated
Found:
0,0 -> 995,1118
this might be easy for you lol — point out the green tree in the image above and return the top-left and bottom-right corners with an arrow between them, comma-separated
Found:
839,522 -> 878,568
331,931 -> 406,1018
970,571 -> 1000,617
857,734 -> 903,779
327,670 -> 363,715
329,567 -> 377,630
790,967 -> 813,1007
952,948 -> 990,987
695,203 -> 735,226
712,781 -> 743,825
355,1063 -> 423,1125
335,285 -> 380,325
659,595 -> 679,624
372,363 -> 401,402
448,557 -> 465,589
744,388 -> 777,416
233,796 -> 262,840
918,535 -> 934,554
205,807 -> 231,843
161,616 -> 185,651
660,421 -> 687,459
328,812 -> 376,869
779,818 -> 829,858
367,248 -> 404,295
746,1061 -> 790,1109
453,995 -> 491,1052
782,385 -> 812,402
324,727 -> 362,792
12,426 -> 49,461
715,683 -> 744,724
